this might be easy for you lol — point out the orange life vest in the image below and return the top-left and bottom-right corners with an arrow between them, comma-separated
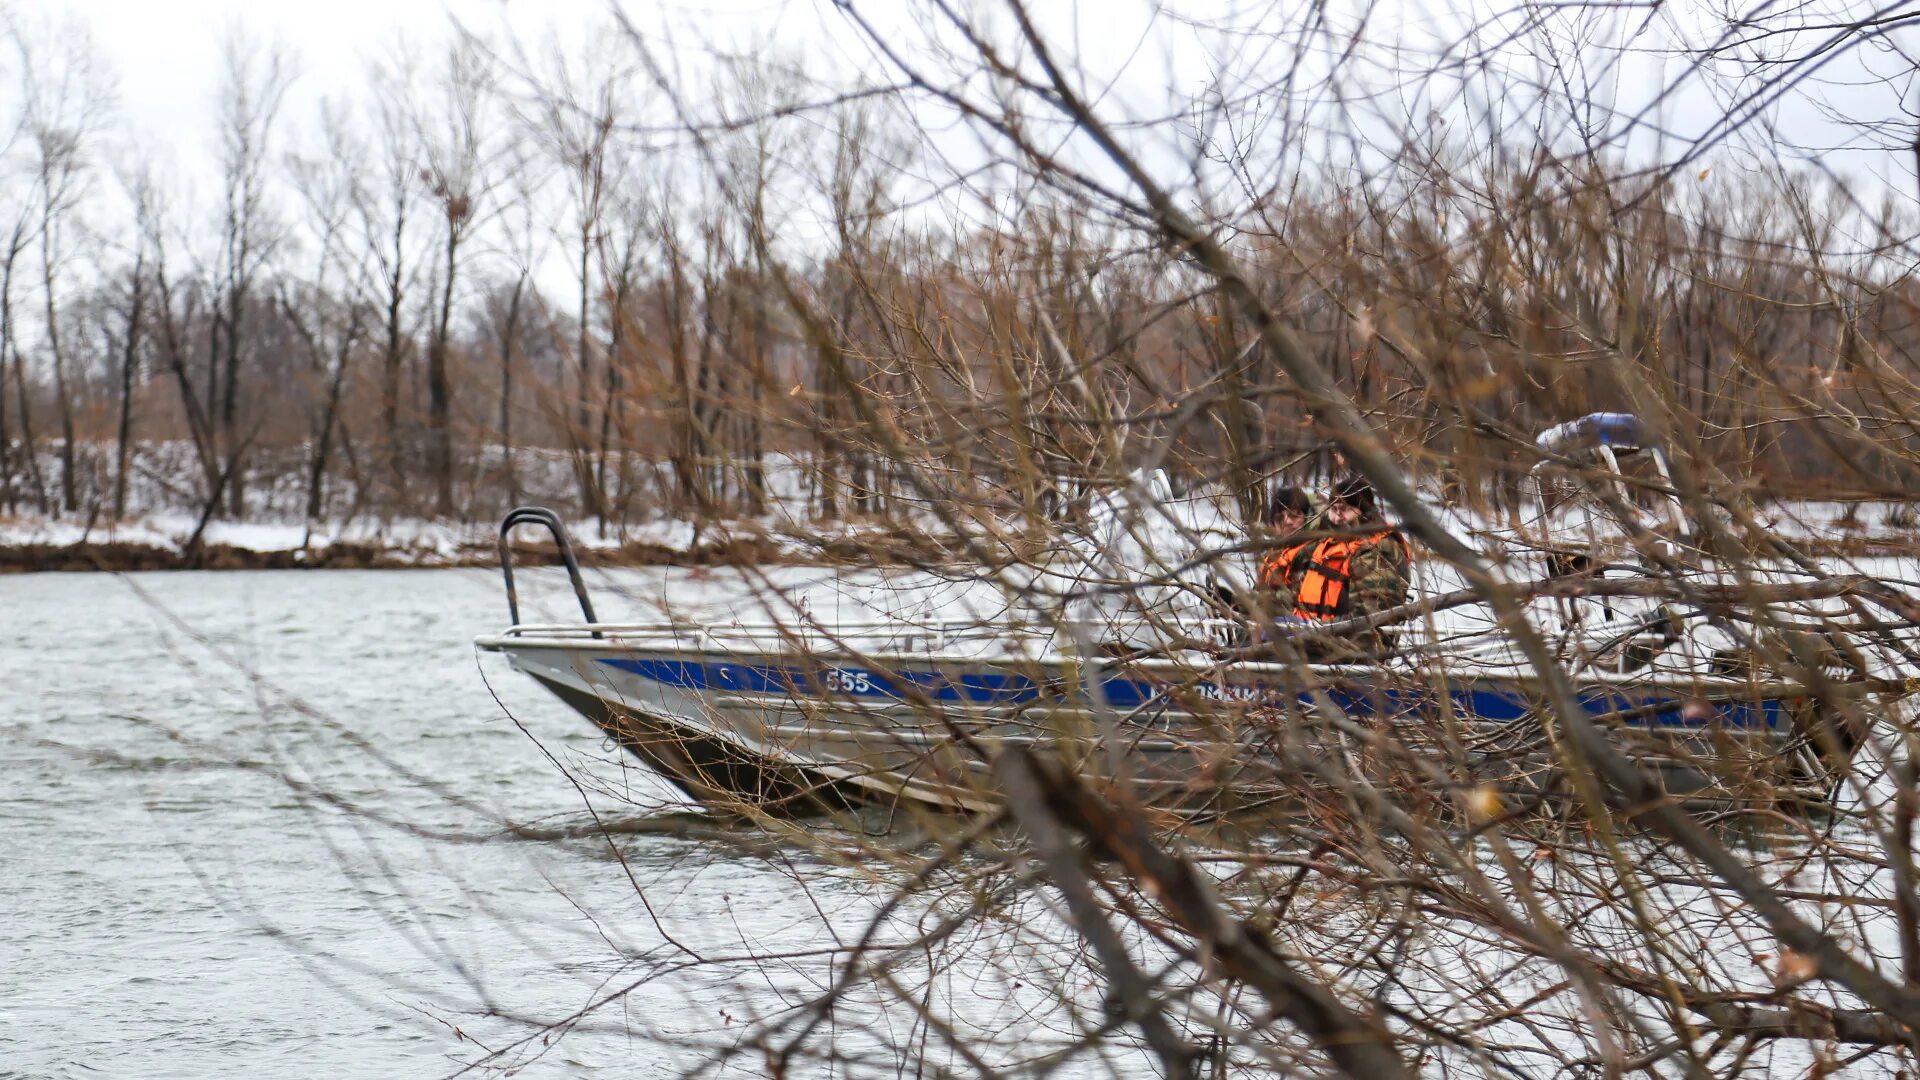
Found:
1259,541 -> 1312,591
1292,530 -> 1410,621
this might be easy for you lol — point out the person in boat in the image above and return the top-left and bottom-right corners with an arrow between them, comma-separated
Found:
1289,475 -> 1413,630
1257,484 -> 1316,615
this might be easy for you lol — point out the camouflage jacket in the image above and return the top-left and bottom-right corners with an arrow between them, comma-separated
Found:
1340,529 -> 1413,619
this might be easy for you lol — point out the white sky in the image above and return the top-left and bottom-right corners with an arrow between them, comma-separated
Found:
25,0 -> 1920,274
57,0 -> 1918,166
82,0 -> 620,150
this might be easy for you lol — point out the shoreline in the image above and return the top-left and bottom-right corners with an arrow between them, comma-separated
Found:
4,495 -> 1913,575
0,535 -> 799,574
3,531 -> 1912,574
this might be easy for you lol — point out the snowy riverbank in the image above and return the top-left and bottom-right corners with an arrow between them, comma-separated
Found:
3,485 -> 1914,574
0,513 -> 809,572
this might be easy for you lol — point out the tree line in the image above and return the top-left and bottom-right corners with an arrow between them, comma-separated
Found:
2,9 -> 1916,543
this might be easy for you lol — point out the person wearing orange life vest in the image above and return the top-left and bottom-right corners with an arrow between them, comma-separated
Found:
1257,485 -> 1316,613
1290,475 -> 1412,625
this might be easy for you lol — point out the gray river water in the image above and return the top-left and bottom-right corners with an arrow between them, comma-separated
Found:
3,569 -> 1026,1079
12,561 -> 1908,1078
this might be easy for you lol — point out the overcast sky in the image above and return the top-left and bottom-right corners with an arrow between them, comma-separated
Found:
86,0 -> 628,150
29,0 -> 1920,261
67,0 -> 1914,176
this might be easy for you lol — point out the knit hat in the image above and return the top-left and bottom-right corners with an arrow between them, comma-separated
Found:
1330,474 -> 1377,519
1269,485 -> 1313,524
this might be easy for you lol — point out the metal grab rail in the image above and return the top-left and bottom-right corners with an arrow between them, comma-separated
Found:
498,506 -> 599,634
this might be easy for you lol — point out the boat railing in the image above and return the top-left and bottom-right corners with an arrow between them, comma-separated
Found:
498,506 -> 599,635
495,614 -> 1281,653
493,617 -> 1025,654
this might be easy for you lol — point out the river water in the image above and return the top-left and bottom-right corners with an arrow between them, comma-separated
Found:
3,568 -> 1035,1079
16,559 -> 1900,1078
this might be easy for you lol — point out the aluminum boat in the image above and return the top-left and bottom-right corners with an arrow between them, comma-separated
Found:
476,490 -> 1904,820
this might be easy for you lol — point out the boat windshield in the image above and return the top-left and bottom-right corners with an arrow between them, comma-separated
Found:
1521,417 -> 1684,551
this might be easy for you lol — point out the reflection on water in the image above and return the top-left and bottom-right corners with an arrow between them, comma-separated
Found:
1,568 -> 1036,1078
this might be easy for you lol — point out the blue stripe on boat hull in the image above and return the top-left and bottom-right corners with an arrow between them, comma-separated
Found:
595,657 -> 1789,732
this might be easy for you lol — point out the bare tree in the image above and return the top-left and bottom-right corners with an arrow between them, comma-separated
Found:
0,25 -> 41,514
411,37 -> 496,518
356,48 -> 425,510
143,177 -> 224,509
207,26 -> 295,516
108,163 -> 154,521
486,143 -> 547,507
592,185 -> 648,528
12,9 -> 114,515
286,104 -> 371,542
527,38 -> 630,527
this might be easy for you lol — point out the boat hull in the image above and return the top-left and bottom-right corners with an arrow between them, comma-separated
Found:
481,632 -> 1859,819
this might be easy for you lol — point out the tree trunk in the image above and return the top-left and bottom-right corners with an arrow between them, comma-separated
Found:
662,246 -> 698,510
744,279 -> 768,514
597,281 -> 624,528
154,275 -> 222,504
113,255 -> 147,520
382,214 -> 408,499
10,334 -> 46,513
498,276 -> 523,506
570,226 -> 603,524
220,279 -> 247,517
305,325 -> 354,540
204,313 -> 222,456
427,227 -> 459,517
695,285 -> 721,510
0,328 -> 9,514
0,242 -> 26,514
41,206 -> 77,516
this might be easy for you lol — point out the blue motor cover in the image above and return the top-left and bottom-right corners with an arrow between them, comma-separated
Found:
1535,412 -> 1646,454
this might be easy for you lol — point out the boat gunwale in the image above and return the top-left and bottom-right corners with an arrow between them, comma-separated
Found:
476,626 -> 1883,701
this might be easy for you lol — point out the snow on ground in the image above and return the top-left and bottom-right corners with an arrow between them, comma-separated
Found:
0,511 -> 479,556
0,510 -> 800,567
4,440 -> 1917,570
